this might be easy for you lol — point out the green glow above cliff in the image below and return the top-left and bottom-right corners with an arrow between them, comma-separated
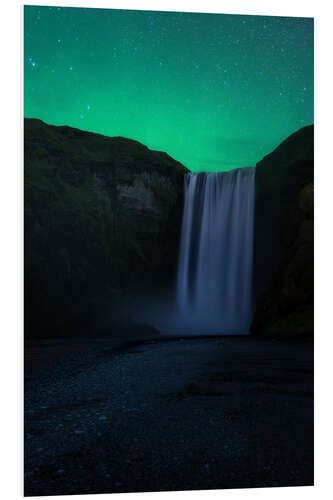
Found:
24,6 -> 313,172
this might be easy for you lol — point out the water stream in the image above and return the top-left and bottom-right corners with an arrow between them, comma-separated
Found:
176,168 -> 256,334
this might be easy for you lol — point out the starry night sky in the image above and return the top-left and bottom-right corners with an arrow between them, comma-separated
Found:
24,6 -> 313,172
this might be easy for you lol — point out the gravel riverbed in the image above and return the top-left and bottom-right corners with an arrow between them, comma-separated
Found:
24,336 -> 313,496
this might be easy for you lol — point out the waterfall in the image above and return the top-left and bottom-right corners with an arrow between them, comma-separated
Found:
177,167 -> 256,335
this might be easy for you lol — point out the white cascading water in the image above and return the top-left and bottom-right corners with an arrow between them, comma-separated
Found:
176,167 -> 256,335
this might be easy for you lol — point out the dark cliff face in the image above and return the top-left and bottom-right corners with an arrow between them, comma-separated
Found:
251,125 -> 314,336
24,119 -> 188,339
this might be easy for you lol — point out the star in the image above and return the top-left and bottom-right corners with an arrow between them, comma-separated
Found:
28,58 -> 37,68
23,6 -> 313,174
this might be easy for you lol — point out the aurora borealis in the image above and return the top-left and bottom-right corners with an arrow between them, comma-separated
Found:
24,6 -> 313,172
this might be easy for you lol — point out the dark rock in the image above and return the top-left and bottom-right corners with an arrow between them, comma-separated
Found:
251,125 -> 314,337
24,118 -> 188,339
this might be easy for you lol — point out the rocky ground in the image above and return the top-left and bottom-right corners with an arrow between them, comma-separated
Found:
24,336 -> 313,496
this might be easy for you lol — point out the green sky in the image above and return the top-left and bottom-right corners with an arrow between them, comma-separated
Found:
24,6 -> 313,172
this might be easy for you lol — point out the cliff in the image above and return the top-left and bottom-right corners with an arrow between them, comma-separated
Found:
251,125 -> 314,336
24,119 -> 188,339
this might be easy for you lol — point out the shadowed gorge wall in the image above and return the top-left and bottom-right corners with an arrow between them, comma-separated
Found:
24,118 -> 187,339
251,125 -> 314,336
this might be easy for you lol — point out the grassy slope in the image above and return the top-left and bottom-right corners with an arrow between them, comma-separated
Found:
251,125 -> 314,336
25,119 -> 187,339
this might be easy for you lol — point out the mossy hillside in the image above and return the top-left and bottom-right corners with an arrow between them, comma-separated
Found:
251,181 -> 314,337
251,125 -> 314,336
25,119 -> 188,339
